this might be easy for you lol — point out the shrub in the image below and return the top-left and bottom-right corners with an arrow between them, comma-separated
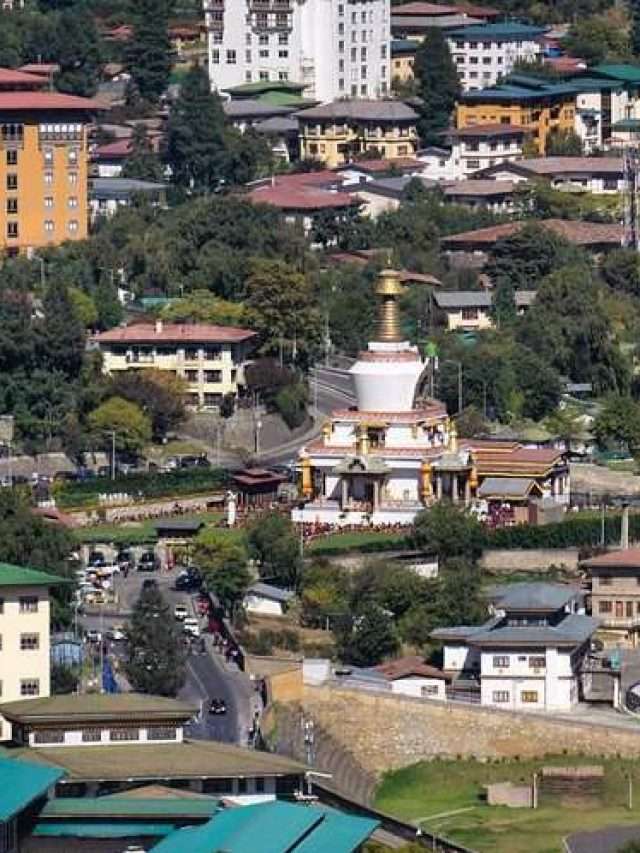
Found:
274,382 -> 308,429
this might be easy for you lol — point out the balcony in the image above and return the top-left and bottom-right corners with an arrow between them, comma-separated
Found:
126,353 -> 155,365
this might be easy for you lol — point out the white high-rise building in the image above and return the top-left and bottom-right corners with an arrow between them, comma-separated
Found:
204,0 -> 392,103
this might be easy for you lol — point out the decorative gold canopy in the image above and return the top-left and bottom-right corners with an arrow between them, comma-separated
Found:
374,269 -> 404,343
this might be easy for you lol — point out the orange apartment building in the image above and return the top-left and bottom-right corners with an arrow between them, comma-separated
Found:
0,67 -> 99,257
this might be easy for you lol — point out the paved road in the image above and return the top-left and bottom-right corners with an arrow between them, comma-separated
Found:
79,568 -> 253,745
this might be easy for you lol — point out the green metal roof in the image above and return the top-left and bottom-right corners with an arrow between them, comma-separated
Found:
0,693 -> 198,724
0,757 -> 64,821
613,118 -> 640,131
152,802 -> 378,853
392,38 -> 418,55
33,822 -> 175,838
447,22 -> 546,38
40,797 -> 219,820
593,64 -> 640,83
224,80 -> 306,97
0,562 -> 67,587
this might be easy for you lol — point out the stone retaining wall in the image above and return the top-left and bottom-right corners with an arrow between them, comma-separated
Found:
301,686 -> 640,777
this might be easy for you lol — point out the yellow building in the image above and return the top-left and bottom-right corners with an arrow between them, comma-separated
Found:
0,70 -> 98,257
0,563 -> 64,741
93,321 -> 257,410
456,79 -> 576,154
391,39 -> 417,85
296,99 -> 419,168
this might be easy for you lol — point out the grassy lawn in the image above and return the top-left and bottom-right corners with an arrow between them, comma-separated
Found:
306,530 -> 408,554
375,756 -> 640,853
75,511 -> 243,545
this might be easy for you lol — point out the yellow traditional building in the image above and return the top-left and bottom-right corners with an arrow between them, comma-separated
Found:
456,78 -> 576,155
0,67 -> 98,256
296,99 -> 419,168
391,39 -> 417,86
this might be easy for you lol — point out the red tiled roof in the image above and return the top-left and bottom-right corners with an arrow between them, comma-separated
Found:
248,185 -> 360,211
392,2 -> 460,14
582,549 -> 640,569
544,56 -> 587,71
443,179 -> 516,197
0,91 -> 102,111
442,219 -> 624,248
458,2 -> 501,15
18,63 -> 60,76
0,67 -> 48,89
93,138 -> 133,159
376,656 -> 448,681
93,323 -> 256,344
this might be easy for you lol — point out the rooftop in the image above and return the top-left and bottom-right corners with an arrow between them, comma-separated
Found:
39,795 -> 219,821
593,63 -> 640,84
93,322 -> 256,344
392,2 -> 460,14
11,740 -> 305,782
375,655 -> 447,681
469,613 -> 599,648
0,563 -> 67,587
0,757 -> 64,822
443,179 -> 516,197
248,184 -> 360,211
477,476 -> 542,499
247,582 -> 295,603
442,219 -> 624,248
494,581 -> 580,612
501,156 -> 623,176
434,290 -> 492,308
338,157 -> 421,174
0,67 -> 48,89
447,22 -> 546,37
582,548 -> 640,570
0,694 -> 198,724
296,99 -> 418,122
152,801 -> 378,853
0,91 -> 102,111
392,12 -> 482,27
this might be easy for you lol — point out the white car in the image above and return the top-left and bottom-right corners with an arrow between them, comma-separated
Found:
85,629 -> 102,643
97,563 -> 121,578
107,626 -> 126,642
174,604 -> 189,621
183,618 -> 201,638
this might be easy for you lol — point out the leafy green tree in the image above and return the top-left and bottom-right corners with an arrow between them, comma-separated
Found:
274,382 -> 308,429
564,15 -> 630,64
53,10 -> 102,97
593,395 -> 640,454
545,127 -> 583,156
69,287 -> 98,328
162,290 -> 246,325
246,512 -> 302,589
122,125 -> 165,182
412,503 -> 485,561
455,405 -> 488,439
338,604 -> 400,667
193,530 -> 251,617
545,405 -> 588,453
125,0 -> 172,104
125,585 -> 186,696
51,664 -> 79,694
88,396 -> 152,453
602,249 -> 640,297
413,28 -> 460,146
110,370 -> 187,441
166,64 -> 228,191
39,280 -> 85,378
245,259 -> 323,368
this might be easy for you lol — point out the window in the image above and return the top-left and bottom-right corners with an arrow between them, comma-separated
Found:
421,684 -> 439,696
6,198 -> 17,215
616,600 -> 624,617
492,656 -> 509,668
6,173 -> 17,190
204,393 -> 223,407
204,370 -> 222,383
110,728 -> 139,741
0,598 -> 3,614
492,691 -> 509,703
461,308 -> 479,321
82,728 -> 102,743
68,220 -> 79,233
185,370 -> 199,382
6,149 -> 17,166
43,147 -> 53,164
44,196 -> 54,209
6,222 -> 18,239
467,159 -> 480,169
521,691 -> 538,703
627,601 -> 634,618
20,633 -> 40,650
44,220 -> 54,234
237,778 -> 248,794
226,50 -> 237,64
259,49 -> 269,58
599,600 -> 612,613
34,729 -> 64,744
600,576 -> 612,586
185,347 -> 199,360
255,776 -> 265,793
529,656 -> 545,669
19,596 -> 38,613
20,679 -> 40,696
147,726 -> 177,740
212,49 -> 220,63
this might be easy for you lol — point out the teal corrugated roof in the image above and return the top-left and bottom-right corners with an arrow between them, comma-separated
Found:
0,757 -> 64,821
152,802 -> 379,853
613,118 -> 640,130
593,64 -> 640,83
295,808 -> 379,853
34,822 -> 175,838
40,797 -> 219,819
447,22 -> 546,38
391,38 -> 418,55
0,563 -> 68,587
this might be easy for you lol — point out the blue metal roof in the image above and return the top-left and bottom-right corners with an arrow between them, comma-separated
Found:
151,802 -> 378,853
0,757 -> 64,821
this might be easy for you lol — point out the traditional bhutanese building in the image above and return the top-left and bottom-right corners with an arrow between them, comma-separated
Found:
293,270 -> 567,527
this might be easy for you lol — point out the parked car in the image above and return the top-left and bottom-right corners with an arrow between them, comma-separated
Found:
209,698 -> 227,715
174,604 -> 189,621
174,569 -> 202,592
183,617 -> 201,638
85,630 -> 102,644
107,626 -> 126,642
137,551 -> 159,572
87,550 -> 106,568
179,454 -> 210,469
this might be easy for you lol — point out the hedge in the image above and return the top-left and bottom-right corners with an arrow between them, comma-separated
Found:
485,513 -> 630,550
56,467 -> 228,508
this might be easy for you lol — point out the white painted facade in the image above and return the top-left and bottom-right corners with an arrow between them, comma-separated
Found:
447,30 -> 542,92
389,676 -> 446,700
480,647 -> 579,711
482,163 -> 625,195
244,594 -> 287,617
417,133 -> 525,181
205,0 -> 392,103
574,86 -> 634,152
0,586 -> 51,742
24,724 -> 185,748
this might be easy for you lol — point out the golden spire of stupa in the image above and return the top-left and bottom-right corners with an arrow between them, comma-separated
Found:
374,269 -> 403,343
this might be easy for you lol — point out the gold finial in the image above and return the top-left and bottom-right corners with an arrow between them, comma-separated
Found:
374,269 -> 403,343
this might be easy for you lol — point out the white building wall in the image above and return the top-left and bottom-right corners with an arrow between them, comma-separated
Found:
390,676 -> 446,700
442,643 -> 478,672
244,595 -> 285,617
479,647 -> 579,712
448,35 -> 541,92
206,0 -> 391,103
27,725 -> 185,748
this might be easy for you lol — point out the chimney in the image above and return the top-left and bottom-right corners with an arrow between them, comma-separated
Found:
155,319 -> 163,335
621,502 -> 630,550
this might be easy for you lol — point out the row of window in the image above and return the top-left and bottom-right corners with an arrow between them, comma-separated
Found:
184,369 -> 231,384
211,31 -> 289,46
599,600 -> 640,617
7,220 -> 80,240
43,147 -> 80,166
0,596 -> 39,613
0,633 -> 40,650
0,679 -> 39,697
599,576 -> 640,586
492,655 -> 546,669
6,172 -> 79,190
453,39 -> 535,49
493,690 -> 539,704
455,54 -> 503,66
4,197 -> 79,215
112,345 -> 226,359
33,726 -> 178,744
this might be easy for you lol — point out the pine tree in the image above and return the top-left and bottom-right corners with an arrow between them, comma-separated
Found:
38,280 -> 85,378
166,64 -> 228,191
413,28 -> 460,146
125,586 -> 186,696
126,0 -> 172,105
122,125 -> 165,182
